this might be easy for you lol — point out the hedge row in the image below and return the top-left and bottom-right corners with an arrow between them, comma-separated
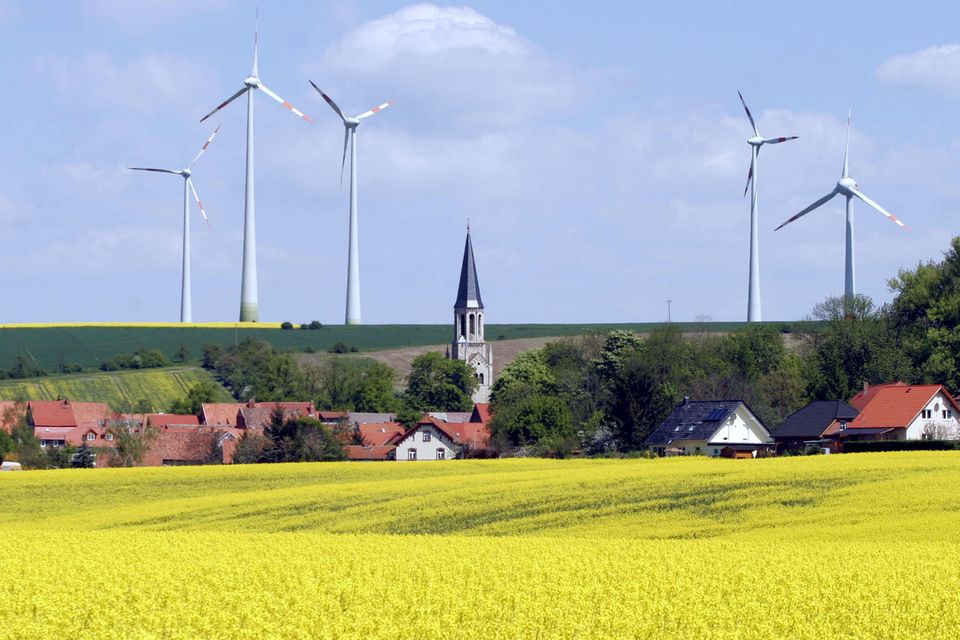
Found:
843,440 -> 960,453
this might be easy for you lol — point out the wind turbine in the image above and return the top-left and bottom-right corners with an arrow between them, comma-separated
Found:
775,109 -> 909,310
128,126 -> 221,323
309,81 -> 393,325
738,91 -> 798,322
200,13 -> 312,322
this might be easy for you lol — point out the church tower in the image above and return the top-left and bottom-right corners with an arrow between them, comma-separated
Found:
451,224 -> 493,404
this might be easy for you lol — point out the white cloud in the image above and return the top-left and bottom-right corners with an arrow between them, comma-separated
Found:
877,44 -> 960,97
315,3 -> 579,129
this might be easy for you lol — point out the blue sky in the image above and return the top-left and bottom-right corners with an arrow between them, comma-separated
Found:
2,0 -> 959,323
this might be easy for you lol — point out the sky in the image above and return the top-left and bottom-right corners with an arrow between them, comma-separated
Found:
2,0 -> 960,324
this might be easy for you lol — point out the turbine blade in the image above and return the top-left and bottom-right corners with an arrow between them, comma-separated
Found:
200,87 -> 247,123
340,127 -> 348,188
188,178 -> 210,225
762,136 -> 799,144
851,188 -> 910,230
355,100 -> 394,120
842,107 -> 851,177
743,156 -> 754,198
775,190 -> 839,231
738,90 -> 758,136
127,167 -> 180,174
189,125 -> 222,168
252,7 -> 259,77
309,80 -> 345,121
258,82 -> 312,122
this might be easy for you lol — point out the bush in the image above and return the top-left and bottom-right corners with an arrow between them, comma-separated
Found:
328,342 -> 350,354
99,360 -> 118,372
842,440 -> 960,453
309,320 -> 323,330
280,322 -> 294,330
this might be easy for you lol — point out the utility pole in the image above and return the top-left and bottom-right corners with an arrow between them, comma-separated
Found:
666,299 -> 672,323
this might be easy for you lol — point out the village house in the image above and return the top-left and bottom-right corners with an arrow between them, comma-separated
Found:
645,399 -> 774,457
772,400 -> 860,452
825,382 -> 960,442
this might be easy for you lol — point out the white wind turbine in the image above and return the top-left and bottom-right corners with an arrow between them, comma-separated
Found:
128,126 -> 221,323
738,91 -> 798,322
775,109 -> 909,310
310,81 -> 393,326
200,14 -> 312,322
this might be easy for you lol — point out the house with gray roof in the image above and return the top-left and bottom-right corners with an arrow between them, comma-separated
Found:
645,399 -> 774,457
772,400 -> 859,452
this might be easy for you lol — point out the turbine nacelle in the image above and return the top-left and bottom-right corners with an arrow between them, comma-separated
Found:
244,76 -> 260,88
345,118 -> 360,127
837,176 -> 858,195
181,168 -> 192,178
747,135 -> 764,147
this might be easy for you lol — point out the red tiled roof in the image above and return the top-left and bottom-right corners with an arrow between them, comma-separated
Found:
238,405 -> 312,432
318,411 -> 348,421
358,422 -> 405,447
30,400 -> 79,428
146,414 -> 200,428
471,403 -> 491,425
141,428 -> 219,466
844,382 -> 959,429
201,403 -> 242,427
395,417 -> 490,450
71,402 -> 112,426
345,445 -> 395,461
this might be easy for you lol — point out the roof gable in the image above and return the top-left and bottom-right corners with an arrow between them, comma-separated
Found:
774,401 -> 860,439
644,401 -> 745,446
847,383 -> 958,429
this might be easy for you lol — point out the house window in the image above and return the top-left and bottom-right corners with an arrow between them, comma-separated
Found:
39,441 -> 46,448
922,409 -> 933,419
695,447 -> 701,455
944,410 -> 953,419
436,448 -> 446,460
839,421 -> 847,431
408,448 -> 417,461
422,432 -> 432,443
105,434 -> 114,441
86,433 -> 96,441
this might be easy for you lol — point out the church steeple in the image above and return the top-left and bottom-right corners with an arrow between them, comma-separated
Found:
450,224 -> 493,403
455,224 -> 484,309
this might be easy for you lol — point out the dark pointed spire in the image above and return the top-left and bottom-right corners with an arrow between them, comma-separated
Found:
455,226 -> 483,309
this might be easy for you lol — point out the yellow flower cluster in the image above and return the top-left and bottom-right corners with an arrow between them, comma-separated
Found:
2,454 -> 959,638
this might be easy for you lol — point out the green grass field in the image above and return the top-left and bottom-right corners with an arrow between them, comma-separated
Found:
0,321 -> 795,372
0,366 -> 232,411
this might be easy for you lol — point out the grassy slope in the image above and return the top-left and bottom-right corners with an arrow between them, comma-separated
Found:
0,366 -> 232,411
0,321 -> 792,371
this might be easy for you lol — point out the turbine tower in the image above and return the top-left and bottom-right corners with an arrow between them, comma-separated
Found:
738,91 -> 798,322
128,126 -> 221,323
200,14 -> 312,322
310,81 -> 393,325
775,109 -> 909,312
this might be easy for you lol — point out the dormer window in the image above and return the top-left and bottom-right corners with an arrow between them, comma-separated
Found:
86,433 -> 95,441
839,421 -> 847,431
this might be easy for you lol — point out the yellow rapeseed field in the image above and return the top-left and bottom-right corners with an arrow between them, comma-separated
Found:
2,454 -> 960,638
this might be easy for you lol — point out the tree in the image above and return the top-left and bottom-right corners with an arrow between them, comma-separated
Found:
261,413 -> 345,463
0,429 -> 13,463
169,381 -> 221,416
71,442 -> 96,468
231,431 -> 266,464
8,355 -> 45,379
810,294 -> 876,321
888,238 -> 960,390
173,345 -> 190,363
405,352 -> 477,412
106,422 -> 158,467
352,362 -> 399,412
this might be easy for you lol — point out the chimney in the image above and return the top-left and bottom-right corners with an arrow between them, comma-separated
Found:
863,381 -> 869,393
682,396 -> 689,405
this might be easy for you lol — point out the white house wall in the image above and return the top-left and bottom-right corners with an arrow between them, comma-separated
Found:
905,391 -> 960,440
394,424 -> 458,461
706,406 -> 772,456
